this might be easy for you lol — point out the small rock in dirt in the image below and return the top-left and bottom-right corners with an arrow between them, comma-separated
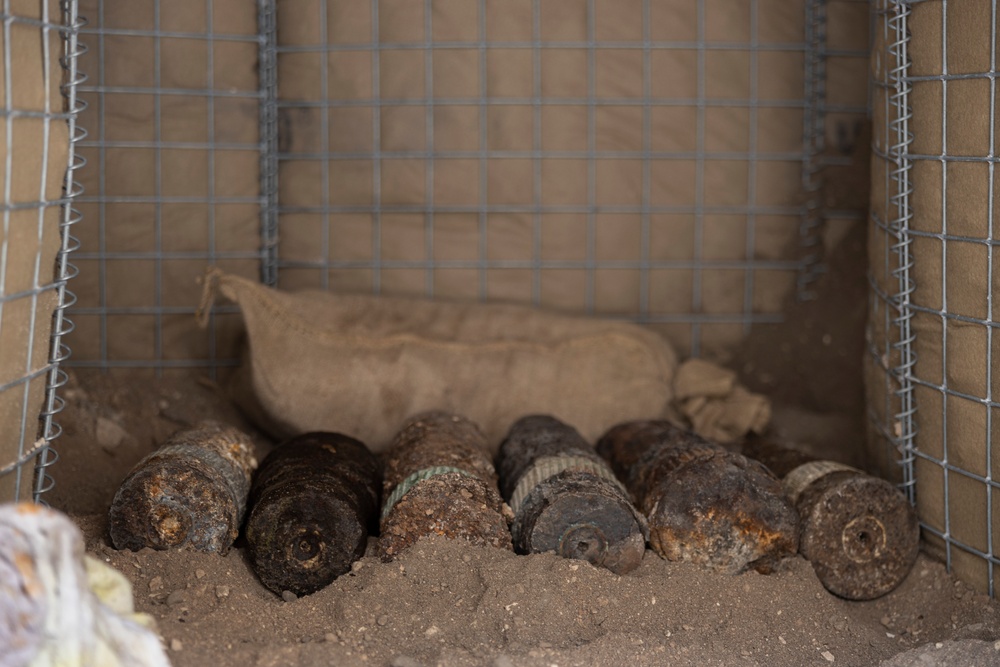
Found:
821,650 -> 835,662
424,625 -> 440,638
96,416 -> 129,452
492,656 -> 516,667
170,639 -> 183,651
216,585 -> 230,599
281,590 -> 298,602
148,576 -> 163,592
351,560 -> 364,572
324,633 -> 337,643
166,590 -> 188,607
833,617 -> 848,632
195,569 -> 206,579
377,614 -> 389,626
389,656 -> 424,667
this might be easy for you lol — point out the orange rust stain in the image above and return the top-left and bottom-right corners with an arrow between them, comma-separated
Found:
14,502 -> 42,515
14,551 -> 42,597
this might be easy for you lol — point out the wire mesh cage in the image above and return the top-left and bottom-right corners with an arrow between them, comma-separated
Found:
271,0 -> 843,360
869,0 -> 1000,597
3,1 -> 869,503
6,0 -> 1000,630
0,0 -> 83,503
63,0 -> 860,377
69,0 -> 273,374
2,0 -> 890,585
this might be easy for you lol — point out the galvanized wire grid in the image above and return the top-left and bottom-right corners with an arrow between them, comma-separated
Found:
64,1 -> 857,365
274,0 -> 851,358
871,0 -> 1000,595
803,0 -> 872,299
258,0 -> 279,288
70,0 -> 275,372
49,2 -> 861,500
904,0 -> 999,594
0,1 -> 83,502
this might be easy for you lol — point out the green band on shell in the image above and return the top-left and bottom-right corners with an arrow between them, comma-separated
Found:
380,466 -> 475,521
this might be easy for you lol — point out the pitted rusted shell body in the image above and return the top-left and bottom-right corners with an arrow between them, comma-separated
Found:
108,422 -> 257,554
244,432 -> 381,597
743,435 -> 920,600
597,420 -> 799,574
379,411 -> 512,561
497,415 -> 647,574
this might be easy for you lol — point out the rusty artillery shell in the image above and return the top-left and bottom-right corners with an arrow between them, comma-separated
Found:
596,420 -> 799,574
244,432 -> 381,597
379,411 -> 513,561
742,435 -> 920,600
496,415 -> 647,574
108,421 -> 257,554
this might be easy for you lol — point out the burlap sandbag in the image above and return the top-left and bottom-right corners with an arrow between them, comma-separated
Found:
198,269 -> 678,451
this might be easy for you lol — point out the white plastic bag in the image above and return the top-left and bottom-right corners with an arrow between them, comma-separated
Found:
0,503 -> 170,667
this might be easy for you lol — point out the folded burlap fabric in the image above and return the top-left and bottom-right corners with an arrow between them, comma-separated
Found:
670,358 -> 772,445
198,269 -> 679,451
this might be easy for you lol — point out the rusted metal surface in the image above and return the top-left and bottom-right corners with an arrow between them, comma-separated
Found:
497,415 -> 647,574
108,422 -> 257,554
740,434 -> 816,479
595,419 -> 675,484
596,420 -> 799,574
379,411 -> 512,561
744,435 -> 920,600
244,432 -> 381,597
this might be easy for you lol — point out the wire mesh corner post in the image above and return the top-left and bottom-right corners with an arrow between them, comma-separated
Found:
868,0 -> 917,495
34,0 -> 87,502
798,0 -> 828,302
866,0 -> 915,497
258,0 -> 279,289
884,0 -> 916,502
0,0 -> 83,503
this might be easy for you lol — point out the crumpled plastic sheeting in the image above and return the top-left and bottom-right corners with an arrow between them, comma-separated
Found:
670,358 -> 772,445
0,503 -> 170,667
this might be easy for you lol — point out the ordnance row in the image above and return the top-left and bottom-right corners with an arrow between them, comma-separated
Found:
107,414 -> 920,601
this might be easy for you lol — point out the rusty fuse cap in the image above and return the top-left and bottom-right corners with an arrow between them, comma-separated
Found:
497,415 -> 647,574
597,420 -> 799,574
244,432 -> 381,597
743,435 -> 920,600
108,421 -> 257,554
